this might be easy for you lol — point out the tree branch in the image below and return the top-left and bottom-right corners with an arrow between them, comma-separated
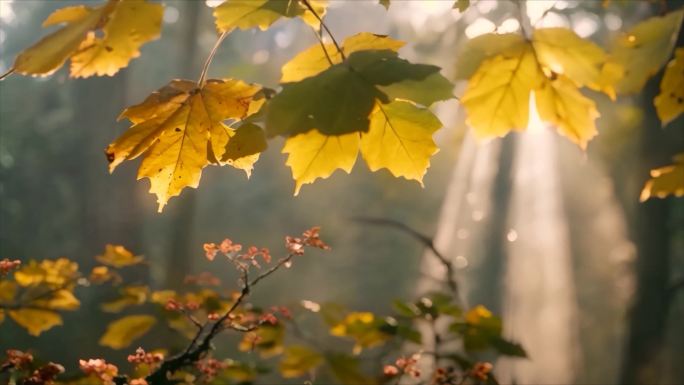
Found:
300,0 -> 345,60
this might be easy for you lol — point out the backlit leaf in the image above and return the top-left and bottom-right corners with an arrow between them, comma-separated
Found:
532,28 -> 608,88
279,345 -> 323,378
454,0 -> 470,12
360,101 -> 441,184
220,123 -> 268,175
454,33 -> 526,79
99,314 -> 156,349
461,46 -> 544,138
9,309 -> 62,336
535,76 -> 599,149
654,48 -> 684,126
283,130 -> 359,195
14,258 -> 79,288
379,0 -> 390,10
214,0 -> 327,32
107,79 -> 263,211
640,154 -> 684,201
95,244 -> 144,268
612,9 -> 684,94
12,0 -> 162,78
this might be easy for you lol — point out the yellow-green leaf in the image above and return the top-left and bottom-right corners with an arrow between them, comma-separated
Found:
281,32 -> 404,83
99,314 -> 156,349
535,76 -> 599,149
654,48 -> 684,126
279,345 -> 323,378
107,79 -> 263,211
220,123 -> 268,175
612,9 -> 684,94
9,309 -> 62,336
454,0 -> 470,12
283,130 -> 360,195
214,0 -> 327,33
33,289 -> 80,311
533,28 -> 610,88
12,0 -> 162,78
95,244 -> 144,268
101,285 -> 149,313
360,101 -> 441,184
640,154 -> 684,202
0,280 -> 17,303
461,46 -> 544,138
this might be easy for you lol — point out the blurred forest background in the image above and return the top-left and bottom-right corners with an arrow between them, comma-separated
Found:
1,1 -> 683,384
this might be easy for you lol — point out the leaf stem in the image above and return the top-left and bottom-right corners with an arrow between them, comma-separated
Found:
300,0 -> 345,60
309,27 -> 334,66
198,31 -> 228,87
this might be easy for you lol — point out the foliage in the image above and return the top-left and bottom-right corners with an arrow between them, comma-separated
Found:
3,0 -> 682,207
1,228 -> 523,385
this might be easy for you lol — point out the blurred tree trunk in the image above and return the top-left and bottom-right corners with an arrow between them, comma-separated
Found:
618,77 -> 677,385
76,73 -> 143,253
165,0 -> 202,288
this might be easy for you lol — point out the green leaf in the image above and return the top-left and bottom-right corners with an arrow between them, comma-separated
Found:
378,72 -> 454,106
325,353 -> 374,385
279,345 -> 323,378
214,0 -> 327,32
266,50 -> 439,137
454,0 -> 470,12
99,314 -> 156,349
612,9 -> 684,94
491,337 -> 528,358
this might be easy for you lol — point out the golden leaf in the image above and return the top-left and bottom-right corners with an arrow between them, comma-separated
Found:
654,48 -> 684,126
214,0 -> 327,33
9,309 -> 63,336
360,101 -> 441,184
640,154 -> 684,202
95,244 -> 144,268
33,289 -> 81,311
283,130 -> 360,195
107,79 -> 263,211
532,27 -> 608,87
12,0 -> 162,78
612,9 -> 684,94
14,258 -> 79,288
99,314 -> 156,349
461,46 -> 544,138
535,76 -> 600,149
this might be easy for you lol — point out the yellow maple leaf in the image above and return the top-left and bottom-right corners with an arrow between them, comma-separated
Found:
535,76 -> 600,149
96,244 -> 144,268
654,48 -> 684,126
360,101 -> 440,184
33,289 -> 81,311
107,79 -> 264,211
214,0 -> 327,33
612,9 -> 684,94
461,46 -> 544,138
532,28 -> 608,88
640,154 -> 684,202
454,32 -> 527,80
99,314 -> 156,349
12,0 -> 162,78
281,32 -> 405,82
9,309 -> 63,336
283,130 -> 360,195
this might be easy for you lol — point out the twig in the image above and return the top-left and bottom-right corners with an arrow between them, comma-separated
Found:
352,217 -> 460,299
300,0 -> 345,60
0,68 -> 14,81
145,253 -> 296,385
198,31 -> 228,87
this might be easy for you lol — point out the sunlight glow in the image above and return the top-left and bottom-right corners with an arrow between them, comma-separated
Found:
0,0 -> 15,23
